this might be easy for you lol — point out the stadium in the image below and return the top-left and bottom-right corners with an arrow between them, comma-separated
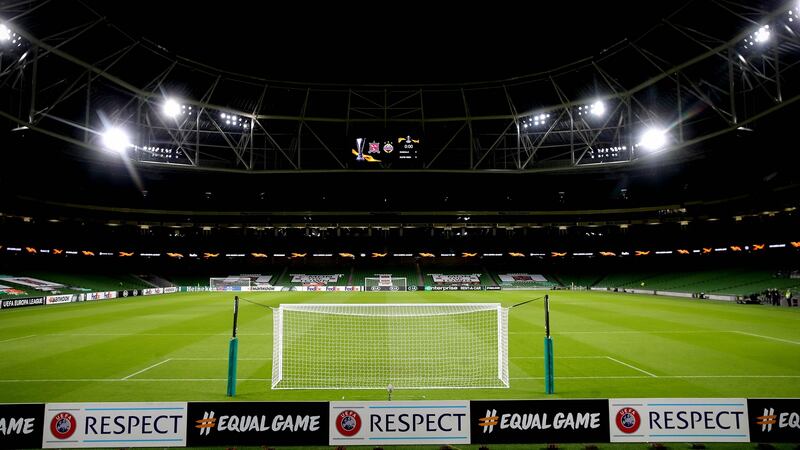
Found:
0,0 -> 799,449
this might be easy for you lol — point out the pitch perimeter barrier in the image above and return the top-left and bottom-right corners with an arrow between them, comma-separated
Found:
186,401 -> 328,446
1,399 -> 798,448
0,287 -> 180,311
0,296 -> 44,309
471,399 -> 609,444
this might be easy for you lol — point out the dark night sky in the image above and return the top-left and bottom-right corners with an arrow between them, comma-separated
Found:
82,1 -> 688,83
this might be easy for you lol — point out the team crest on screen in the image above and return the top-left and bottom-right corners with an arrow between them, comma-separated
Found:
336,410 -> 361,436
615,407 -> 641,433
383,142 -> 394,153
51,412 -> 77,439
368,142 -> 380,154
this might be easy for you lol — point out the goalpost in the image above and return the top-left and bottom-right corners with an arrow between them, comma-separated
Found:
271,303 -> 508,389
364,275 -> 408,291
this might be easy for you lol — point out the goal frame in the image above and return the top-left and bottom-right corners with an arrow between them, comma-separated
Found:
271,303 -> 509,390
364,276 -> 408,291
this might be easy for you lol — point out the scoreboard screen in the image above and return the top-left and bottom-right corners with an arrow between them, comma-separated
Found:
350,134 -> 422,168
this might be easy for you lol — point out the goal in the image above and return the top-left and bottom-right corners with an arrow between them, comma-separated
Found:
209,277 -> 252,290
364,275 -> 408,291
271,303 -> 509,389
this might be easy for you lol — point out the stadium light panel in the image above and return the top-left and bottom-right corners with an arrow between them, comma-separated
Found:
162,98 -> 181,118
591,101 -> 605,117
0,24 -> 10,42
639,127 -> 667,151
754,25 -> 770,43
101,127 -> 131,153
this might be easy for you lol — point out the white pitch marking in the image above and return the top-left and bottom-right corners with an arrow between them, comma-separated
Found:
121,359 -> 172,380
48,333 -> 272,337
1,375 -> 800,383
171,357 -> 271,361
510,330 -> 732,335
511,375 -> 800,380
50,333 -> 225,336
0,334 -> 36,343
510,356 -> 606,359
730,331 -> 800,345
605,356 -> 658,378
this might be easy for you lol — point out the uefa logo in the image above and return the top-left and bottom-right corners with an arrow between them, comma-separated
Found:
50,412 -> 77,439
615,407 -> 641,434
335,410 -> 361,437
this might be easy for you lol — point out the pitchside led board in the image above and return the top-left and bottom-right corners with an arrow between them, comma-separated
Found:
186,401 -> 329,447
41,402 -> 188,448
349,132 -> 422,168
0,404 -> 45,449
329,401 -> 470,446
609,398 -> 750,443
748,398 -> 800,443
471,400 -> 610,444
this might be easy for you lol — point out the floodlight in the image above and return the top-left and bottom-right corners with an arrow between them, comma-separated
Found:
591,101 -> 605,117
754,25 -> 770,43
0,24 -> 10,42
101,127 -> 131,153
639,127 -> 667,151
162,98 -> 181,118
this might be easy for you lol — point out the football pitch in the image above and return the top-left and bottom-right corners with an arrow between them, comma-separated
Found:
0,290 -> 799,404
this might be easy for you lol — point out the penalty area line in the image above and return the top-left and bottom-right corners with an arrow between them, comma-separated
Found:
121,359 -> 172,380
1,375 -> 800,383
0,335 -> 36,343
510,356 -> 607,359
0,378 -> 269,382
730,331 -> 800,345
605,356 -> 658,378
171,357 -> 271,361
510,375 -> 800,380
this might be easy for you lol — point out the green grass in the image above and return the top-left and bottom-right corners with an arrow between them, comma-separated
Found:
0,290 -> 799,404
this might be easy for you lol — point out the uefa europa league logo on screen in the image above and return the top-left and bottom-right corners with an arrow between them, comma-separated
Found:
355,137 -> 365,161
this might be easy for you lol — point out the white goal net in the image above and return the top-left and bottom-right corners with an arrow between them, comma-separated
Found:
364,275 -> 408,291
271,303 -> 509,389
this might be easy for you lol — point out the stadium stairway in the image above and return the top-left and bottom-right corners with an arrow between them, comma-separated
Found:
549,273 -> 566,288
135,273 -> 175,288
276,266 -> 289,285
480,266 -> 498,287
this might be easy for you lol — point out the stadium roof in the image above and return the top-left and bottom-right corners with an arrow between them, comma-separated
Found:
0,0 -> 797,186
81,1 -> 689,84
